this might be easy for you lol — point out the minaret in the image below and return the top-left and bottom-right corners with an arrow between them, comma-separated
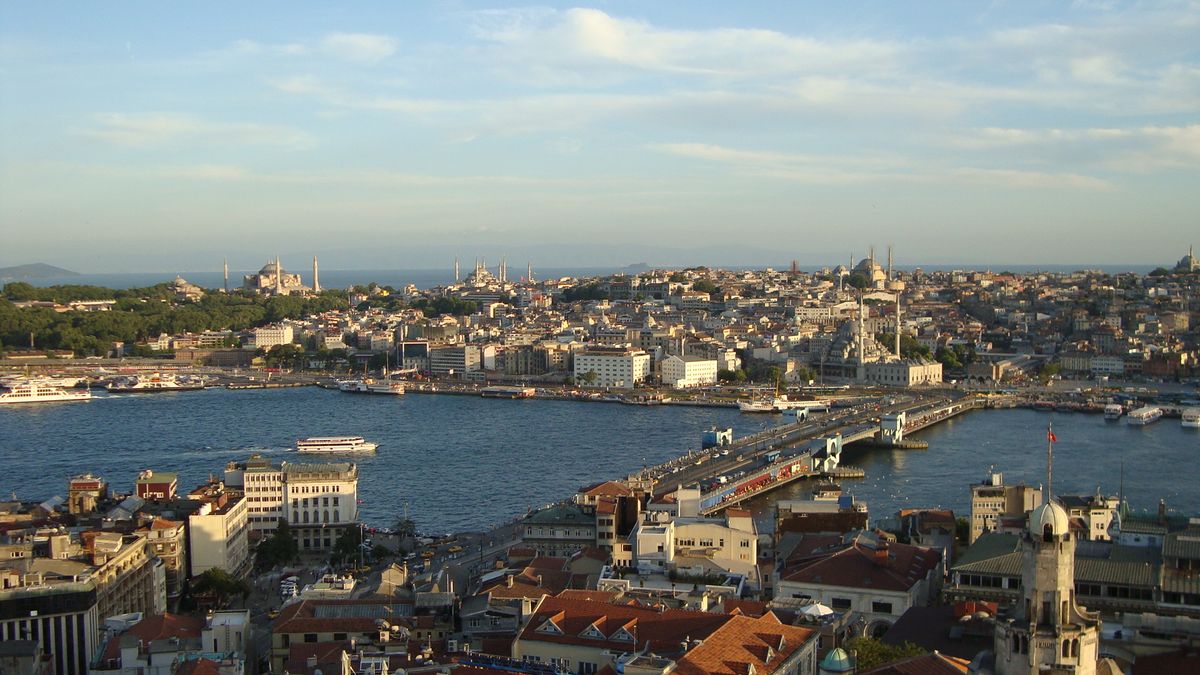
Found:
895,291 -> 901,359
857,291 -> 866,381
454,257 -> 460,282
527,262 -> 533,283
887,245 -> 893,281
275,256 -> 282,295
312,256 -> 320,293
869,245 -> 875,271
223,258 -> 229,293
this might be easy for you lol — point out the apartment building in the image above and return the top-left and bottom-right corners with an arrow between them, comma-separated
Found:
969,471 -> 1041,544
188,482 -> 251,578
574,346 -> 650,389
224,456 -> 359,550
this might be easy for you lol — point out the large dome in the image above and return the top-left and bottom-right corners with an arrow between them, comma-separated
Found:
1030,501 -> 1070,537
259,261 -> 281,274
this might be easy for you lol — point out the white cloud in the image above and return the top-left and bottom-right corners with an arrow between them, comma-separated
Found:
651,141 -> 1111,189
78,113 -> 312,148
320,32 -> 398,64
951,124 -> 1200,171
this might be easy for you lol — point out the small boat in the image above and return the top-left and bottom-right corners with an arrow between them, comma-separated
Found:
1183,408 -> 1200,429
480,386 -> 536,399
1126,406 -> 1162,426
1103,404 -> 1123,421
296,436 -> 379,453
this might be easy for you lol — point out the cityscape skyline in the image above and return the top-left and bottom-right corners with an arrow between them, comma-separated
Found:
2,1 -> 1198,269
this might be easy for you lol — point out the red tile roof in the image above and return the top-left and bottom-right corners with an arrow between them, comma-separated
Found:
556,590 -> 621,603
780,537 -> 941,593
673,613 -> 816,675
517,596 -> 731,654
721,599 -> 769,618
273,598 -> 413,635
579,481 -> 633,497
102,613 -> 205,663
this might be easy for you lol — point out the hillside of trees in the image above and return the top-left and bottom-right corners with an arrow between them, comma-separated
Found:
0,283 -> 351,356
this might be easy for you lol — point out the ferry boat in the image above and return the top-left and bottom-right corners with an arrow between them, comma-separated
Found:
296,436 -> 379,453
337,379 -> 405,395
0,379 -> 92,405
1103,404 -> 1124,421
739,397 -> 808,414
106,373 -> 206,393
1126,406 -> 1162,426
1183,408 -> 1200,429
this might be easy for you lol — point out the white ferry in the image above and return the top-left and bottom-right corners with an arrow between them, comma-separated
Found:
296,436 -> 379,454
1183,408 -> 1200,429
1126,406 -> 1162,426
0,379 -> 92,405
337,379 -> 405,396
1103,404 -> 1124,421
106,372 -> 206,393
739,397 -> 809,414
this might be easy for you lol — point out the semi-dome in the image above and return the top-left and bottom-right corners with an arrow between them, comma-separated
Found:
1030,501 -> 1070,538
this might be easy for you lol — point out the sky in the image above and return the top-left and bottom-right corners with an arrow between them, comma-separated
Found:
1,1 -> 1198,272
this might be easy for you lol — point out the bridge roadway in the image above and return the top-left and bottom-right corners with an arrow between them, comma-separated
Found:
648,393 -> 984,512
649,393 -> 970,499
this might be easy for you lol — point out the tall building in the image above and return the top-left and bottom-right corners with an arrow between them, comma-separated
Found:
992,501 -> 1102,674
223,456 -> 360,551
970,472 -> 1042,544
187,482 -> 251,579
574,346 -> 651,389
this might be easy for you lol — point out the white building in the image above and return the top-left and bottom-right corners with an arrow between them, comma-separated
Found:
223,456 -> 359,551
864,359 -> 942,386
574,346 -> 651,389
631,505 -> 760,585
187,484 -> 251,579
429,344 -> 481,376
246,324 -> 295,351
661,354 -> 719,388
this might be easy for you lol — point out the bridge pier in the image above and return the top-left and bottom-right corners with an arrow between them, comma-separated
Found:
879,412 -> 906,446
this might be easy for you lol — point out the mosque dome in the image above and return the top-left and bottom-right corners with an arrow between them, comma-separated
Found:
259,261 -> 282,275
1030,501 -> 1070,538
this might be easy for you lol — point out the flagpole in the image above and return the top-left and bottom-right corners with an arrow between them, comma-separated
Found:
1047,421 -> 1054,503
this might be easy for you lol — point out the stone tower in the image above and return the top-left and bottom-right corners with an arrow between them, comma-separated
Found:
992,500 -> 1101,673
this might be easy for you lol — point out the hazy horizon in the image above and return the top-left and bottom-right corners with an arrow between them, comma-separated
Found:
2,2 -> 1197,268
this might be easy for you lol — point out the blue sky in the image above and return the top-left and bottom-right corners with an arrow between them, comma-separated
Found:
1,1 -> 1197,272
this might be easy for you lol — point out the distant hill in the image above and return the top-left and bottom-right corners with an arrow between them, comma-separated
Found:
0,263 -> 81,280
621,262 -> 652,273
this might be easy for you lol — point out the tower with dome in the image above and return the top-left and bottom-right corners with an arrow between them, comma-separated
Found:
242,257 -> 310,296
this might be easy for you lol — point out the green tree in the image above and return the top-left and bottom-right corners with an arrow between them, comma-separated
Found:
691,279 -> 719,294
393,517 -> 417,539
843,637 -> 926,670
256,521 -> 300,570
191,568 -> 251,607
580,370 -> 599,386
846,273 -> 870,290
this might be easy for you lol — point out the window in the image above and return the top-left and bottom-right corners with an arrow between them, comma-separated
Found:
831,597 -> 852,610
304,633 -> 318,643
871,601 -> 893,615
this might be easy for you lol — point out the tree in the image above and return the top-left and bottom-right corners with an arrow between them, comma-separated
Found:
191,568 -> 251,607
256,521 -> 300,570
393,517 -> 417,539
846,273 -> 870,290
843,637 -> 926,670
691,279 -> 719,294
579,370 -> 599,386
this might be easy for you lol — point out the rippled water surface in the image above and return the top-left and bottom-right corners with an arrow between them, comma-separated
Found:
2,389 -> 1196,532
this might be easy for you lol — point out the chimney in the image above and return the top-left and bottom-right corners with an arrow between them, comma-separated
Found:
306,656 -> 318,669
506,575 -> 514,588
874,542 -> 889,566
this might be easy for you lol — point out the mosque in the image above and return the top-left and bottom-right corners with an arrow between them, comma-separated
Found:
240,257 -> 318,296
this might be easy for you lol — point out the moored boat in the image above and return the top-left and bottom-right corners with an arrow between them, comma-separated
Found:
1183,408 -> 1200,429
337,379 -> 405,395
1126,406 -> 1162,426
106,372 -> 206,393
1103,404 -> 1123,421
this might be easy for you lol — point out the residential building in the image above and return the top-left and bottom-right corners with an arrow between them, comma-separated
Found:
270,598 -> 413,673
574,346 -> 650,389
970,472 -> 1041,544
523,505 -> 597,558
660,355 -> 719,388
775,532 -> 942,637
145,519 -> 188,601
187,482 -> 250,579
134,470 -> 177,501
631,509 -> 760,585
91,610 -> 249,675
1055,492 -> 1120,542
